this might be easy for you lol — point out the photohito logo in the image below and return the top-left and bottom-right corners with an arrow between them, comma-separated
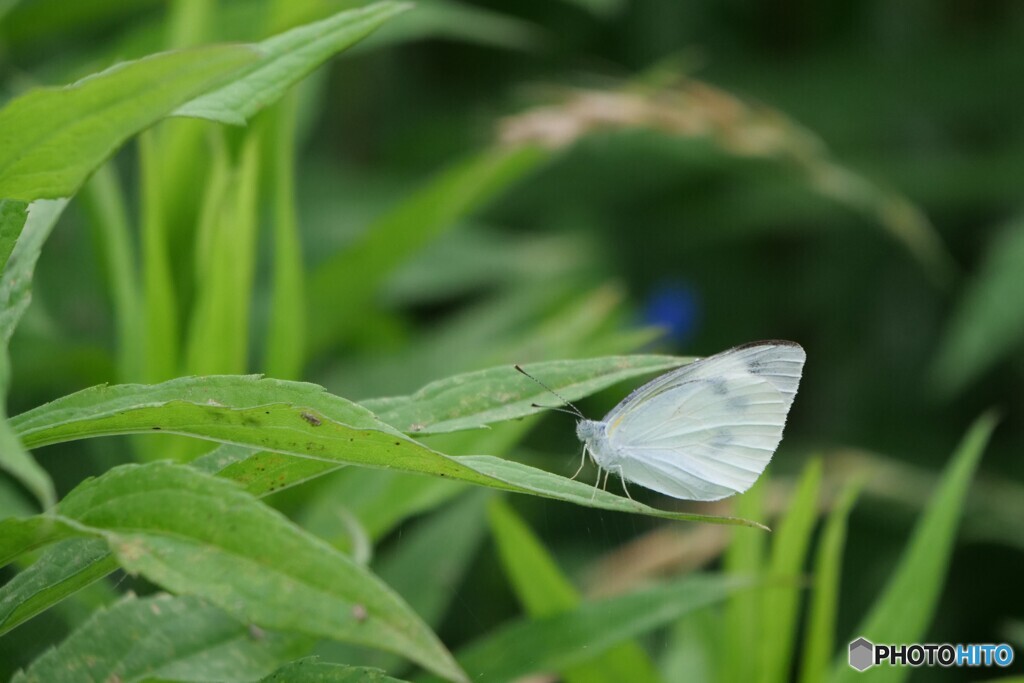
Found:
849,637 -> 1014,671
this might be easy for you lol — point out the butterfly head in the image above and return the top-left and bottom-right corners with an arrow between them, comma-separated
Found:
575,419 -> 603,443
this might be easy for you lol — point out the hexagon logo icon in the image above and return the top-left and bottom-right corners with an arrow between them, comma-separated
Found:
849,637 -> 875,671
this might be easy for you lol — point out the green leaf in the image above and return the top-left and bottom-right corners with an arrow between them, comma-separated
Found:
315,490 -> 492,673
262,658 -> 410,682
828,412 -> 998,683
419,574 -> 754,683
0,419 -> 52,515
799,481 -> 860,683
263,97 -> 306,379
0,538 -> 117,637
307,145 -> 547,355
80,164 -> 143,381
50,462 -> 467,683
12,375 -> 765,527
137,130 -> 180,384
0,199 -> 67,509
0,474 -> 34,519
931,218 -> 1024,396
488,498 -> 662,683
363,354 -> 692,434
760,459 -> 822,683
0,515 -> 80,568
13,593 -> 308,683
722,480 -> 767,682
299,468 -> 462,546
376,491 -> 490,628
0,199 -> 67,349
0,46 -> 256,202
0,199 -> 28,274
208,447 -> 343,498
363,0 -> 543,52
0,445 -> 339,637
173,2 -> 412,126
184,131 -> 261,375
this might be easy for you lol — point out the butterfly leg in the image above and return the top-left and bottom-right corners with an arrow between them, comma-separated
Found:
601,469 -> 610,491
617,466 -> 634,501
570,443 -> 587,480
590,466 -> 603,501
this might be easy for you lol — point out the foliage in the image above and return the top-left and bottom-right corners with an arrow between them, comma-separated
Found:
1,1 -> 1021,681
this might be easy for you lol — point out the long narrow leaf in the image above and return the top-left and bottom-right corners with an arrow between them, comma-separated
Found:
799,481 -> 860,683
760,459 -> 822,683
12,375 -> 764,527
0,538 -> 117,637
362,354 -> 692,434
263,96 -> 306,379
138,131 -> 180,383
931,218 -> 1024,396
0,199 -> 68,508
0,46 -> 255,202
34,463 -> 467,682
80,165 -> 143,380
315,491 -> 492,673
828,412 -> 998,683
419,575 -> 754,683
721,480 -> 767,682
174,2 -> 411,125
184,131 -> 261,375
488,498 -> 662,683
12,593 -> 309,683
0,199 -> 27,273
306,146 -> 547,355
261,659 -> 411,682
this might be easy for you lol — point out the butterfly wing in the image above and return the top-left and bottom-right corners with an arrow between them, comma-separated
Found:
604,341 -> 805,501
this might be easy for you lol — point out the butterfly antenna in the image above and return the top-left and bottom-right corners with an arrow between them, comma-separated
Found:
514,364 -> 585,418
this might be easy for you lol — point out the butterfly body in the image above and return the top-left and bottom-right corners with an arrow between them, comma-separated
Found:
575,418 -> 619,469
572,341 -> 805,501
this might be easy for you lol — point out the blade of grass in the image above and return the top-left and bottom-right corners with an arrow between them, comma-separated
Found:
661,607 -> 720,683
418,574 -> 755,683
306,145 -> 548,356
183,130 -> 261,375
760,459 -> 823,683
828,411 -> 999,683
488,498 -> 663,683
166,0 -> 212,49
721,479 -> 767,682
931,217 -> 1024,397
79,164 -> 143,381
138,131 -> 180,383
799,481 -> 861,683
263,96 -> 306,379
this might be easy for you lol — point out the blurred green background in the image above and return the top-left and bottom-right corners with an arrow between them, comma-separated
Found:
2,0 -> 1023,680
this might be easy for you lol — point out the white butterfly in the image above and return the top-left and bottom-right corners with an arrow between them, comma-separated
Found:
522,341 -> 805,501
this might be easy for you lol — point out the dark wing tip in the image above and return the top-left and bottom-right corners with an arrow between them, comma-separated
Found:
732,339 -> 804,352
